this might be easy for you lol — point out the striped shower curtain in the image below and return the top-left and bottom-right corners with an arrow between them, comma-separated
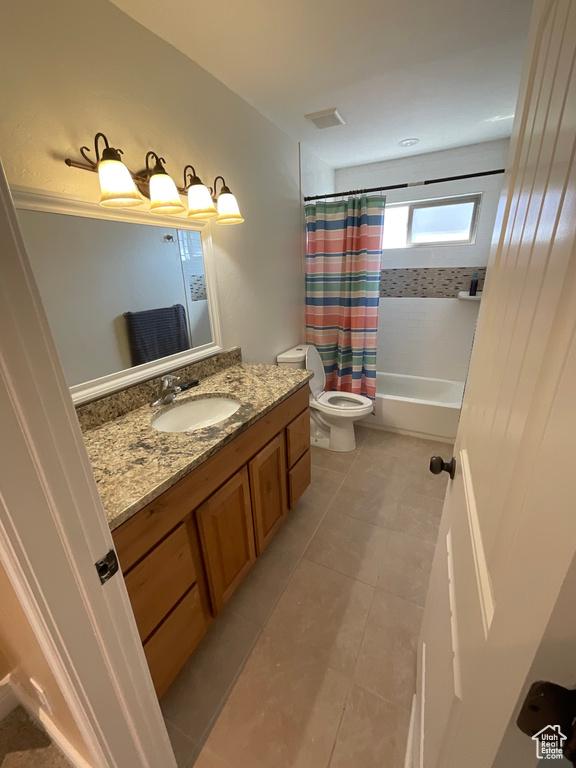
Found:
305,195 -> 386,400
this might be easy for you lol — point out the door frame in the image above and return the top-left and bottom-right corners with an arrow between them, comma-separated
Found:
0,158 -> 176,767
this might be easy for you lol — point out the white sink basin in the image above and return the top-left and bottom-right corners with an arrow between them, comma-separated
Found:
151,397 -> 241,433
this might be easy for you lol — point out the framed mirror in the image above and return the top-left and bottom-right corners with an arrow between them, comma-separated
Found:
12,187 -> 222,404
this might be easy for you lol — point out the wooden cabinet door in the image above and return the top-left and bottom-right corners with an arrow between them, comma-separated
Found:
196,467 -> 256,613
249,434 -> 288,554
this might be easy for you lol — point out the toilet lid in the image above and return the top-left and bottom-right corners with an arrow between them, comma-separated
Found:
305,345 -> 326,399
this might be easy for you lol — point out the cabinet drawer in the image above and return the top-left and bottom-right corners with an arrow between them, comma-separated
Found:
143,585 -> 208,698
113,480 -> 198,573
124,523 -> 196,642
286,409 -> 310,468
288,449 -> 311,509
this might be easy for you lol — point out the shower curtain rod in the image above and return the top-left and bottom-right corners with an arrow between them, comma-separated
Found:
303,168 -> 505,202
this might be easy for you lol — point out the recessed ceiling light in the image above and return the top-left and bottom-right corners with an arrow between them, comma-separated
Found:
398,138 -> 419,147
305,108 -> 346,130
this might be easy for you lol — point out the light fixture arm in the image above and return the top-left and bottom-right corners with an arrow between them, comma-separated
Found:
145,151 -> 168,177
94,132 -> 110,163
78,133 -> 125,168
212,175 -> 231,199
183,164 -> 202,189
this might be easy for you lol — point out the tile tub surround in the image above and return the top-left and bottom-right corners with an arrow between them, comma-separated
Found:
76,347 -> 242,431
82,363 -> 312,531
379,266 -> 486,298
189,275 -> 207,302
161,429 -> 450,768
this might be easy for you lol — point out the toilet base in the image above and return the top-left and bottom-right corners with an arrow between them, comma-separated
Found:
310,410 -> 358,452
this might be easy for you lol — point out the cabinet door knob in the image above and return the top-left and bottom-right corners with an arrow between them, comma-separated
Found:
429,455 -> 456,480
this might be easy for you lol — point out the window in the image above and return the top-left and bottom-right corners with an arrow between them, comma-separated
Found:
382,194 -> 481,249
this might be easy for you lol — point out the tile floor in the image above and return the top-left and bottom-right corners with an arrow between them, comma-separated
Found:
161,427 -> 451,768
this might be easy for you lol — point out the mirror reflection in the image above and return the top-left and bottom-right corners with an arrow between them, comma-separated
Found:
17,211 -> 212,387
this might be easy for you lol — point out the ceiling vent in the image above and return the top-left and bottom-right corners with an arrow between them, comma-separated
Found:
305,108 -> 345,130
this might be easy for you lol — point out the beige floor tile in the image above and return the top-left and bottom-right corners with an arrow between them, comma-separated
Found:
361,429 -> 417,459
354,425 -> 371,448
161,609 -> 260,743
165,721 -> 198,768
330,685 -> 411,768
404,454 -> 449,499
393,490 -> 444,543
354,590 -> 423,710
227,538 -> 300,626
352,448 -> 410,483
304,511 -> 390,586
410,438 -> 455,460
310,446 -> 360,474
299,466 -> 345,511
391,488 -> 444,544
202,631 -> 350,768
376,532 -> 435,607
273,500 -> 326,557
327,476 -> 401,529
263,559 -> 373,675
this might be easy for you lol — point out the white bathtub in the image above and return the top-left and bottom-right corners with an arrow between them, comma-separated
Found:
361,372 -> 464,441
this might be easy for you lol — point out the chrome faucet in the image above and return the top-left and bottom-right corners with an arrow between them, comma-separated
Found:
151,374 -> 181,407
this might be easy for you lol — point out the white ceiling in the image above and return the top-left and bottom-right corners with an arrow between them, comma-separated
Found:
110,0 -> 534,169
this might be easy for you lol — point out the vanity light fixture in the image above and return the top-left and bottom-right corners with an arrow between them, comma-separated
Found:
184,165 -> 217,219
65,134 -> 244,224
146,152 -> 185,215
212,176 -> 244,225
70,133 -> 142,208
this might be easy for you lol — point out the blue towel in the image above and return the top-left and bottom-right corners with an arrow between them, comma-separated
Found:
124,304 -> 190,366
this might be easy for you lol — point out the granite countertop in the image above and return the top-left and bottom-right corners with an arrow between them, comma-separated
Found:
83,363 -> 312,532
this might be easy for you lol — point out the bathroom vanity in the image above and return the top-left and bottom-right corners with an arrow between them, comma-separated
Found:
12,190 -> 314,699
81,361 -> 312,697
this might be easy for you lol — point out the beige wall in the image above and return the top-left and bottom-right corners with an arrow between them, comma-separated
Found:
0,561 -> 92,762
0,0 -> 303,365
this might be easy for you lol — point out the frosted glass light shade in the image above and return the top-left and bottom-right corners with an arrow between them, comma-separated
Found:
187,183 -> 217,219
98,159 -> 141,208
149,173 -> 185,215
216,192 -> 244,225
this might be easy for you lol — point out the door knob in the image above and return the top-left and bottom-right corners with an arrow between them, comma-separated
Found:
429,455 -> 456,480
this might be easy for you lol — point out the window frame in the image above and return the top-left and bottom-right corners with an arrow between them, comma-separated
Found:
404,193 -> 482,248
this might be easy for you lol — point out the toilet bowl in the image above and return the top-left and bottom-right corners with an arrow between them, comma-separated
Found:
277,344 -> 373,452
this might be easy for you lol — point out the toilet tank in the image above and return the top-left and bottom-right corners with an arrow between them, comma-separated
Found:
276,345 -> 308,369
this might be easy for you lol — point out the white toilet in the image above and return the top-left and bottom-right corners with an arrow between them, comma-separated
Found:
277,344 -> 373,452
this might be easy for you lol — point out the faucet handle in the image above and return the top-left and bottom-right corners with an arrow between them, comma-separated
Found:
161,374 -> 180,386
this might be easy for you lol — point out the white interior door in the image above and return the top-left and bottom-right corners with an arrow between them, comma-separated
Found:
414,1 -> 576,765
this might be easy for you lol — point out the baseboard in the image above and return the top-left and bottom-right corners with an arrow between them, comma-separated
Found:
404,694 -> 416,768
360,422 -> 455,443
10,678 -> 94,768
0,674 -> 18,720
